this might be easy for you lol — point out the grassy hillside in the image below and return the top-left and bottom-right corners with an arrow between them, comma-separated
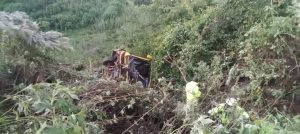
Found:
0,0 -> 131,64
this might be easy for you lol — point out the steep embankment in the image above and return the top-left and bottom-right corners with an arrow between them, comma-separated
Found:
2,0 -> 300,133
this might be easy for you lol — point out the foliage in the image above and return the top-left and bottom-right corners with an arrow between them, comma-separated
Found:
0,0 -> 126,31
134,0 -> 152,5
129,0 -> 300,133
0,82 -> 103,133
0,11 -> 71,86
2,0 -> 300,133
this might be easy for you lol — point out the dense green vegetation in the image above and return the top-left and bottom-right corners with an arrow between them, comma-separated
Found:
1,0 -> 126,30
1,0 -> 300,133
0,0 -> 129,63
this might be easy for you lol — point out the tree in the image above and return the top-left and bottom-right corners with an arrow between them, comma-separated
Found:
0,11 -> 72,86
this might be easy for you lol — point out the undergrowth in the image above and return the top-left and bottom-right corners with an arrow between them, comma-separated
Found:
0,82 -> 103,134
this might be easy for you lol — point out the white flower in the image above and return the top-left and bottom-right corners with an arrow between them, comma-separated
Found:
226,98 -> 237,106
185,81 -> 201,104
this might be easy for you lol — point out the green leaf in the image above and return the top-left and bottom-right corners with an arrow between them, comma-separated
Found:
71,126 -> 83,134
32,100 -> 51,114
54,99 -> 78,115
44,127 -> 65,134
0,116 -> 7,125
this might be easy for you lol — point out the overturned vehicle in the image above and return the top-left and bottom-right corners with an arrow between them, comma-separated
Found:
102,49 -> 152,88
